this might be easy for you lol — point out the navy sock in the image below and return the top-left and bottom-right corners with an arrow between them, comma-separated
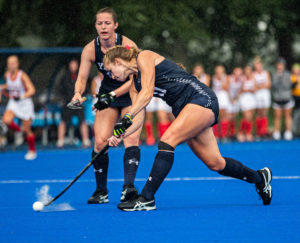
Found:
92,150 -> 109,192
141,150 -> 174,200
123,146 -> 140,186
218,157 -> 262,184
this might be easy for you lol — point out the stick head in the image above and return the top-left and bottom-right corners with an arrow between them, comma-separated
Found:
67,97 -> 87,110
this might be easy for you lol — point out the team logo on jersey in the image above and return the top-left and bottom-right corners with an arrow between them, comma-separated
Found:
96,62 -> 112,78
153,87 -> 166,97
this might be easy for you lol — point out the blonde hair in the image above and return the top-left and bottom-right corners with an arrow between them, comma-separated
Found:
103,45 -> 142,65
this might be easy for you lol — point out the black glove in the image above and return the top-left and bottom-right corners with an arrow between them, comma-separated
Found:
94,92 -> 115,110
113,113 -> 133,137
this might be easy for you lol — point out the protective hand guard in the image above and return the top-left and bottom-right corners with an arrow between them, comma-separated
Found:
94,92 -> 115,110
113,113 -> 133,137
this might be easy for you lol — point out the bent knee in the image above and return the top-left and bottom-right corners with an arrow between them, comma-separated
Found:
205,157 -> 226,171
123,134 -> 140,147
94,137 -> 107,151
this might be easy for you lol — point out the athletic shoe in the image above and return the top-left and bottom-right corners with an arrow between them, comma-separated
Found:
120,185 -> 138,202
56,139 -> 64,148
14,131 -> 24,146
87,189 -> 109,204
256,167 -> 272,205
272,131 -> 281,140
82,139 -> 92,148
117,195 -> 156,211
25,151 -> 37,160
283,130 -> 293,141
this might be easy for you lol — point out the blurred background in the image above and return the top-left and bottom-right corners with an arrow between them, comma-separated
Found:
0,0 -> 300,150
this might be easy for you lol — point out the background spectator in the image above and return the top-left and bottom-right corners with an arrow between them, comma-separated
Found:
55,59 -> 91,148
271,58 -> 293,140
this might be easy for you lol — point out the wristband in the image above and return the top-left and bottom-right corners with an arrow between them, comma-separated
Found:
109,91 -> 116,97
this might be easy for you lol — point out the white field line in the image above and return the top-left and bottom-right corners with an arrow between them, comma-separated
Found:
0,176 -> 299,184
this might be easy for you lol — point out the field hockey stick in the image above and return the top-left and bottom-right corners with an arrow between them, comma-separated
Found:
67,97 -> 87,110
44,143 -> 110,206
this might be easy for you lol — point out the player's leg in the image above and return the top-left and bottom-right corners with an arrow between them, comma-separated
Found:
145,98 -> 157,145
187,127 -> 272,205
3,110 -> 23,146
119,106 -> 143,202
156,99 -> 172,138
118,104 -> 215,211
283,106 -> 293,140
88,107 -> 119,204
77,110 -> 91,147
273,107 -> 282,140
23,119 -> 37,160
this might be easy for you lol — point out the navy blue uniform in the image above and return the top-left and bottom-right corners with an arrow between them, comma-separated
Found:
94,33 -> 131,107
134,57 -> 219,124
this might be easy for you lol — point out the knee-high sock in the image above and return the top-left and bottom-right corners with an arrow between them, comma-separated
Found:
239,119 -> 247,133
141,151 -> 174,200
123,146 -> 140,186
158,122 -> 171,138
9,121 -> 21,132
213,124 -> 219,138
220,120 -> 229,138
218,157 -> 262,184
145,121 -> 154,138
26,134 -> 36,151
260,116 -> 268,136
92,150 -> 109,192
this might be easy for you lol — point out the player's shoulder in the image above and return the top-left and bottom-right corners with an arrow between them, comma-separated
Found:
121,35 -> 137,48
83,40 -> 96,54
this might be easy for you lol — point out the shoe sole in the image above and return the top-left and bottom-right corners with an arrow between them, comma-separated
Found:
121,205 -> 157,212
88,199 -> 109,204
261,167 -> 272,205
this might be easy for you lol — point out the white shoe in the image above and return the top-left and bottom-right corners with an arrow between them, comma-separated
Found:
82,139 -> 92,148
25,151 -> 37,160
283,130 -> 293,141
272,131 -> 281,140
14,131 -> 24,146
56,139 -> 64,148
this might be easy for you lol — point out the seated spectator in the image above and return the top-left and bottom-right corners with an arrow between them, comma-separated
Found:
271,57 -> 293,140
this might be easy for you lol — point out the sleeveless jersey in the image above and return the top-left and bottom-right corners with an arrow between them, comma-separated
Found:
254,70 -> 268,86
6,70 -> 25,98
212,75 -> 227,92
134,58 -> 218,120
94,34 -> 131,107
242,76 -> 256,92
228,75 -> 242,98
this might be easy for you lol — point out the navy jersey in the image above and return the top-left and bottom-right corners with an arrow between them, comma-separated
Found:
134,57 -> 219,123
94,33 -> 131,107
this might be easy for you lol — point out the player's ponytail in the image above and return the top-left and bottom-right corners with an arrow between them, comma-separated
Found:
103,45 -> 142,65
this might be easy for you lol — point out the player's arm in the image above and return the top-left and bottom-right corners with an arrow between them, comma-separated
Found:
21,72 -> 35,98
128,51 -> 155,117
263,71 -> 272,89
73,43 -> 93,102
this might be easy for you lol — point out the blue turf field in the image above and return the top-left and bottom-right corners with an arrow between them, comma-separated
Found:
0,140 -> 300,243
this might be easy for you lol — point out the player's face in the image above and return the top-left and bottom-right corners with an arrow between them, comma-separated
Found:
254,62 -> 263,72
95,13 -> 118,40
233,67 -> 242,77
244,66 -> 252,77
7,56 -> 19,73
193,65 -> 203,75
105,61 -> 129,82
69,60 -> 78,73
276,62 -> 285,73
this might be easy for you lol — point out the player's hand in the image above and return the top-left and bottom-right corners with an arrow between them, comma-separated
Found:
71,92 -> 83,104
113,113 -> 133,137
93,92 -> 116,111
107,135 -> 123,147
